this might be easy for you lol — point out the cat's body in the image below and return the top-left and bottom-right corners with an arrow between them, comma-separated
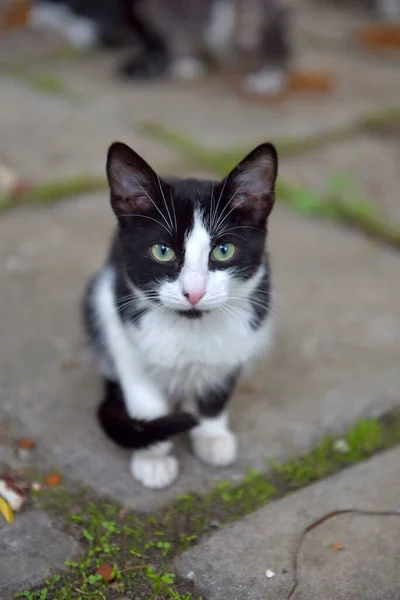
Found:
121,0 -> 291,94
30,0 -> 291,95
83,141 -> 278,489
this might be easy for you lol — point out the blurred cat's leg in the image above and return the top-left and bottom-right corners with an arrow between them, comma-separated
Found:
169,57 -> 206,80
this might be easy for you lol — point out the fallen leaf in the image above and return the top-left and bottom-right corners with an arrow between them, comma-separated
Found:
0,479 -> 25,511
18,439 -> 36,449
45,473 -> 62,487
288,70 -> 334,93
356,25 -> 400,49
331,542 -> 344,551
0,497 -> 14,523
97,564 -> 115,582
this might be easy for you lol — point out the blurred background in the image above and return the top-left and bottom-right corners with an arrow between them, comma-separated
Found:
0,0 -> 399,504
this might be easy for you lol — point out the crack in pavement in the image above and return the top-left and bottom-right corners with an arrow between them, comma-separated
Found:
287,508 -> 400,599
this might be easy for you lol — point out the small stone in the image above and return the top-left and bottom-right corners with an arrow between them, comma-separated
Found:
31,482 -> 43,492
186,571 -> 195,581
333,439 -> 350,454
210,520 -> 220,528
17,447 -> 32,462
265,569 -> 276,579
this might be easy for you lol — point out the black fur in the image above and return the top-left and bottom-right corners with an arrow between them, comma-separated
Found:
98,380 -> 198,449
196,372 -> 239,418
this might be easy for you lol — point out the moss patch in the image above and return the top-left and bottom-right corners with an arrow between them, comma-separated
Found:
141,119 -> 400,250
0,175 -> 107,214
18,411 -> 400,600
142,103 -> 400,165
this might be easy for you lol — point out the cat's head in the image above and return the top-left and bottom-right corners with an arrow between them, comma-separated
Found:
106,141 -> 277,318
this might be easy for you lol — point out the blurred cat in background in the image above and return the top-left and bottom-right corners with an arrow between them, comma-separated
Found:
30,0 -> 292,95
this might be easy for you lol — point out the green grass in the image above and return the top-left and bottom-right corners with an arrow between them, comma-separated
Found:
19,411 -> 400,600
0,175 -> 107,214
142,103 -> 400,165
1,65 -> 70,96
141,121 -> 400,249
268,418 -> 390,487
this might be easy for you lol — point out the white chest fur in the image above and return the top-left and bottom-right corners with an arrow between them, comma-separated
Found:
94,266 -> 272,403
128,304 -> 272,399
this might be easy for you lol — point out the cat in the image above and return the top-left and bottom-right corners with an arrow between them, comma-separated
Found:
120,0 -> 292,95
30,0 -> 291,95
83,140 -> 278,489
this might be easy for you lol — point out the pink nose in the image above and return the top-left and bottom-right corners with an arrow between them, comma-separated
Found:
183,290 -> 205,306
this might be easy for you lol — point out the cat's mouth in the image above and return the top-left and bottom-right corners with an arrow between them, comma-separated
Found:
175,308 -> 209,319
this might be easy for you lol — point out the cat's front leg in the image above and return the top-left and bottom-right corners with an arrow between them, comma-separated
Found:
121,381 -> 179,490
190,373 -> 239,467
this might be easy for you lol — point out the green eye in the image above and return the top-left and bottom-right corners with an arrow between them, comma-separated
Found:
211,243 -> 236,262
151,244 -> 176,262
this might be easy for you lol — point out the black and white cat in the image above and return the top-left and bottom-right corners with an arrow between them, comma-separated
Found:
30,0 -> 291,95
83,141 -> 278,489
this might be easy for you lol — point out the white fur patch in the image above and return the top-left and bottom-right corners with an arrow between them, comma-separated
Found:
205,0 -> 235,58
170,58 -> 205,80
191,413 -> 237,466
94,268 -> 169,421
29,2 -> 98,50
130,441 -> 179,489
244,70 -> 287,95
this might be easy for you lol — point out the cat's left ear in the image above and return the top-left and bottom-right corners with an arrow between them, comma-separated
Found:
106,141 -> 159,218
224,143 -> 278,223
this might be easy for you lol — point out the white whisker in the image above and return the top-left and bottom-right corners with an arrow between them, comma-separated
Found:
212,178 -> 249,234
119,213 -> 171,235
169,187 -> 177,233
157,174 -> 174,232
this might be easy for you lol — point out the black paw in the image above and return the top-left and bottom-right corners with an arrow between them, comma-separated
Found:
118,49 -> 169,80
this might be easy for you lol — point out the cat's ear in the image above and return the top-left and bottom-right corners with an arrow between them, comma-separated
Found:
224,143 -> 278,223
106,142 -> 158,218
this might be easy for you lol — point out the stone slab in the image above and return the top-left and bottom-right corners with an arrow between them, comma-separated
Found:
0,510 -> 81,599
176,447 -> 400,600
283,133 -> 400,222
0,194 -> 399,510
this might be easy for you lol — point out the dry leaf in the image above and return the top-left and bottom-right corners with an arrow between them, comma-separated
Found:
0,479 -> 25,511
97,564 -> 115,582
331,542 -> 344,551
18,438 -> 35,449
357,26 -> 400,49
45,473 -> 62,487
0,497 -> 14,524
288,70 -> 334,93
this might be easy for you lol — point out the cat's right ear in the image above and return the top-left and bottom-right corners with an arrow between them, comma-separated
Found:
106,142 -> 158,218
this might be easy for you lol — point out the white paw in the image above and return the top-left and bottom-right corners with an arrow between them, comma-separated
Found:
130,445 -> 179,489
192,430 -> 238,467
170,57 -> 205,80
244,70 -> 287,95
